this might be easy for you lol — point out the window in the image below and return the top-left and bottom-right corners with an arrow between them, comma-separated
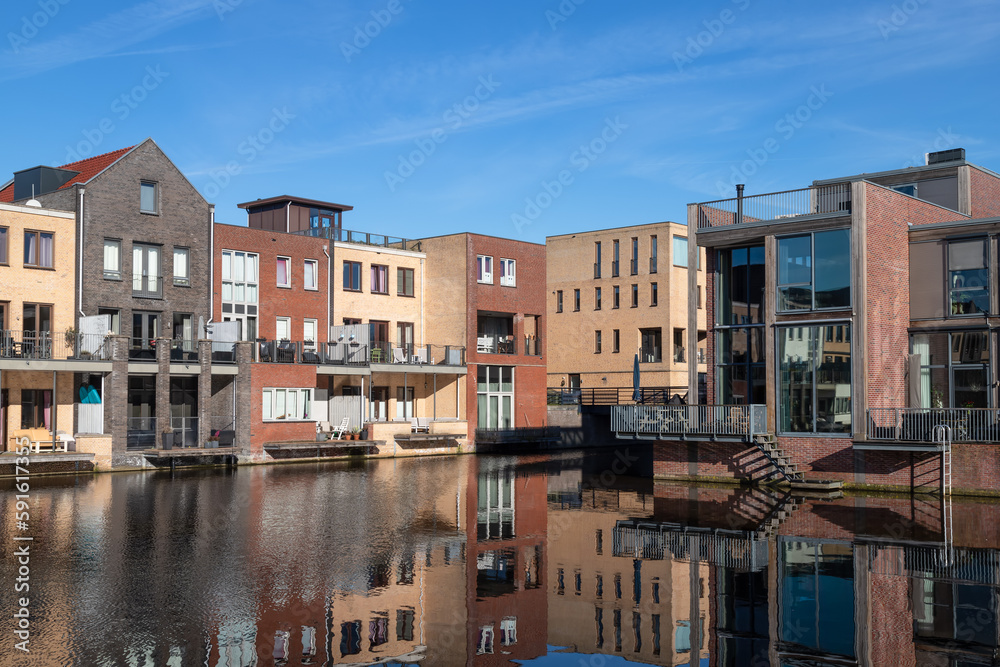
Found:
343,260 -> 361,291
891,183 -> 917,197
371,264 -> 388,294
24,230 -> 54,268
780,541 -> 856,659
276,256 -> 291,287
595,330 -> 602,354
397,267 -> 414,296
595,287 -> 602,310
640,328 -> 661,363
20,389 -> 52,429
103,239 -> 121,279
613,330 -> 620,353
500,258 -> 516,287
673,236 -> 688,268
650,235 -> 658,273
613,286 -> 620,309
303,319 -> 318,350
397,322 -> 414,351
651,283 -> 658,307
221,250 -> 258,340
132,243 -> 161,297
21,303 -> 52,338
478,255 -> 493,284
948,239 -> 988,315
0,226 -> 7,265
912,331 -> 989,408
303,259 -> 318,290
131,311 -> 158,355
395,386 -> 415,419
556,290 -> 563,313
173,313 -> 194,350
630,237 -> 639,275
343,317 -> 361,325
262,388 -> 313,421
631,284 -> 638,308
173,247 -> 189,286
275,317 -> 291,341
140,181 -> 158,213
477,366 -> 514,429
573,289 -> 581,311
778,324 -> 852,434
777,229 -> 851,311
698,285 -> 702,309
594,242 -> 602,278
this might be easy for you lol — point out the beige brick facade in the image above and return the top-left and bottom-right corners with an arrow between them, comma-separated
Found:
546,222 -> 707,392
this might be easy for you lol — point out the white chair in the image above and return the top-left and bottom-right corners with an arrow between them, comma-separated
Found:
414,348 -> 428,364
477,336 -> 493,353
392,347 -> 406,363
331,417 -> 350,440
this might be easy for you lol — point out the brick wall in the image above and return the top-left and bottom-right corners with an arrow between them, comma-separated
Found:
250,363 -> 319,453
969,165 -> 1000,218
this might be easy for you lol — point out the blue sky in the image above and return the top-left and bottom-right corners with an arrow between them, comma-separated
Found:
2,0 -> 998,244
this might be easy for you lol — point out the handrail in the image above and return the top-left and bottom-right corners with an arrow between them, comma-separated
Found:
866,407 -> 1000,443
612,404 -> 767,440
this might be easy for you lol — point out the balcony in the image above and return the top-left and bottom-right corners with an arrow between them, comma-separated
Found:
612,404 -> 767,442
697,348 -> 706,364
370,342 -> 466,366
611,260 -> 619,277
865,407 -> 1000,445
253,339 -> 466,367
548,386 -> 688,406
477,334 -> 516,355
696,183 -> 852,230
523,335 -> 542,356
640,346 -> 661,363
293,226 -> 411,250
0,330 -> 111,362
132,274 -> 163,299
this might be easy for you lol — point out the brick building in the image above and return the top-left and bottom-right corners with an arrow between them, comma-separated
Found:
417,233 -> 547,444
634,148 -> 1000,493
546,221 -> 707,399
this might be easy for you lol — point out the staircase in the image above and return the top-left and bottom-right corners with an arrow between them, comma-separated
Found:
752,433 -> 843,491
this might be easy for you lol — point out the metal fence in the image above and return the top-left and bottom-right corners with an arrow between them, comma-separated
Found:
696,182 -> 852,229
0,330 -> 110,361
612,404 -> 766,440
547,387 -> 689,406
866,407 -> 1000,443
613,521 -> 769,572
867,543 -> 999,585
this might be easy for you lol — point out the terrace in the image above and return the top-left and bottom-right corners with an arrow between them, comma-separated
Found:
292,226 -> 412,250
612,404 -> 768,442
861,407 -> 1000,449
695,182 -> 852,230
252,338 -> 466,368
0,330 -> 112,368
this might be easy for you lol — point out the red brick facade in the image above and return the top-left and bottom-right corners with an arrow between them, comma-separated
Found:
969,165 -> 1000,218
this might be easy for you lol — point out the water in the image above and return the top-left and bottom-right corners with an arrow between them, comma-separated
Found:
2,449 -> 998,666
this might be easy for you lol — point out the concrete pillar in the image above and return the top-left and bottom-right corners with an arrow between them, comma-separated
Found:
198,339 -> 213,447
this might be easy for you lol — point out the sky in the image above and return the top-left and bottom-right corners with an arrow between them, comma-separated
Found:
2,0 -> 999,244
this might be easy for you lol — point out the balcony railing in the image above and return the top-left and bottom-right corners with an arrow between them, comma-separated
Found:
253,339 -> 466,367
370,341 -> 466,366
129,337 -> 158,360
866,407 -> 1000,443
0,330 -> 111,361
612,404 -> 767,441
640,346 -> 661,363
294,226 -> 411,250
170,338 -> 199,362
696,182 -> 852,230
611,260 -> 619,277
548,386 -> 689,406
524,335 -> 542,357
126,417 -> 158,450
477,334 -> 516,355
697,348 -> 706,364
132,274 -> 163,298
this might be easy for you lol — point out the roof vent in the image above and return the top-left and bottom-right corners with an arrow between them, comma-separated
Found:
25,185 -> 42,208
926,148 -> 965,165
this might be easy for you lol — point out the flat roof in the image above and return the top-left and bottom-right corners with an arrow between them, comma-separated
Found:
546,220 -> 685,241
237,195 -> 354,211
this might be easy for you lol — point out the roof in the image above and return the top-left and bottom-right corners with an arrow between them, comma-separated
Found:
0,145 -> 136,203
237,195 -> 354,212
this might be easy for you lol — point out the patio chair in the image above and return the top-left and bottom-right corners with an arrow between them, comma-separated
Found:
331,417 -> 350,441
392,347 -> 406,363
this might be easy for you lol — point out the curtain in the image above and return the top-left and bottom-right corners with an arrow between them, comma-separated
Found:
173,248 -> 188,280
305,261 -> 315,288
276,258 -> 288,285
0,227 -> 6,264
911,339 -> 931,408
104,241 -> 119,272
24,232 -> 37,265
43,390 -> 51,430
39,233 -> 53,268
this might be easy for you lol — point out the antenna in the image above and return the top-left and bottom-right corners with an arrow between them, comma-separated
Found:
26,184 -> 42,208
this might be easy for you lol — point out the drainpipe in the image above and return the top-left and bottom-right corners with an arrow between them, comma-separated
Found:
209,206 -> 215,326
77,188 -> 86,318
736,184 -> 745,225
323,245 -> 331,340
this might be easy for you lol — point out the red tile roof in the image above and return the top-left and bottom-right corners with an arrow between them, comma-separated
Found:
0,145 -> 136,203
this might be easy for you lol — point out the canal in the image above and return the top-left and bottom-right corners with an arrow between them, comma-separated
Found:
2,448 -> 999,666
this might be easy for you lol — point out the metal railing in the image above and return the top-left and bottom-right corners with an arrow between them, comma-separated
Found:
696,182 -> 852,230
126,417 -> 158,450
673,346 -> 685,363
866,407 -> 1000,443
132,274 -> 163,298
612,404 -> 767,440
170,338 -> 199,362
0,330 -> 111,361
476,335 -> 516,355
208,416 -> 237,448
253,339 -> 465,366
169,416 -> 200,448
370,342 -> 466,366
613,521 -> 769,571
611,260 -> 619,277
129,337 -> 158,360
294,226 -> 411,250
547,386 -> 689,406
640,346 -> 661,363
524,336 -> 542,357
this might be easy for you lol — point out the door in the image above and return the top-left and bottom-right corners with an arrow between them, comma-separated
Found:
370,387 -> 389,422
304,319 -> 318,352
397,322 -> 414,356
395,386 -> 414,420
370,320 -> 389,362
170,378 -> 198,447
22,303 -> 52,358
133,244 -> 161,297
132,312 -> 159,358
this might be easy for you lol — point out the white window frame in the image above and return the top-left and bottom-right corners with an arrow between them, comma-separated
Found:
276,316 -> 291,341
304,259 -> 318,290
276,256 -> 291,288
173,247 -> 190,286
478,255 -> 493,284
499,258 -> 516,287
303,318 -> 318,352
262,388 -> 313,421
103,238 -> 121,280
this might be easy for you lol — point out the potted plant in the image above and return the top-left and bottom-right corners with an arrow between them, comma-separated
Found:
206,432 -> 220,449
350,427 -> 360,441
161,424 -> 174,450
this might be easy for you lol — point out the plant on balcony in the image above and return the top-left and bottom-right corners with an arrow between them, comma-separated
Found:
64,327 -> 78,348
160,424 -> 174,450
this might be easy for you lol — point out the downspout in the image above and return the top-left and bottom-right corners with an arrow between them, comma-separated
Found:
77,188 -> 86,317
209,206 -> 215,327
323,245 -> 331,340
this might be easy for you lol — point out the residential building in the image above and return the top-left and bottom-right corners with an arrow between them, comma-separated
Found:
416,233 -> 547,445
547,222 -> 707,398
642,147 -> 1000,493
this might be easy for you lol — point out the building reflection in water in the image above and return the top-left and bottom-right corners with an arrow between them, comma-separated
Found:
2,452 -> 1000,666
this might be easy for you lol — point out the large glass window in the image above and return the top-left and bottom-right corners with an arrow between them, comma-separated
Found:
718,246 -> 765,325
780,540 -> 856,659
640,328 -> 661,363
777,229 -> 851,311
948,239 -> 989,316
397,267 -> 414,296
220,250 -> 258,340
717,328 -> 766,405
477,366 -> 513,429
717,246 -> 765,404
778,324 -> 852,434
911,331 -> 989,408
173,247 -> 189,286
343,260 -> 361,291
24,231 -> 54,268
262,388 -> 312,421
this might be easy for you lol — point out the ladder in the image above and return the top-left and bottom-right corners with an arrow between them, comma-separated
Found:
932,424 -> 953,566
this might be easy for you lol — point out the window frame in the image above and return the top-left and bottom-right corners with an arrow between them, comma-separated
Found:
477,255 -> 494,284
173,246 -> 190,286
397,267 -> 415,297
103,238 -> 122,280
613,329 -> 620,353
303,258 -> 318,291
776,322 -> 853,436
651,282 -> 658,307
262,387 -> 313,422
595,287 -> 602,311
499,258 -> 516,287
556,290 -> 563,313
140,181 -> 158,214
370,264 -> 389,294
343,260 -> 362,291
276,256 -> 291,288
573,289 -> 581,312
595,330 -> 602,354
947,238 -> 989,317
0,226 -> 8,266
631,284 -> 638,308
23,229 -> 54,269
776,229 -> 852,313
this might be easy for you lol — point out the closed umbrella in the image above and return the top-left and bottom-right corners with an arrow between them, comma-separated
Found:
632,354 -> 641,403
